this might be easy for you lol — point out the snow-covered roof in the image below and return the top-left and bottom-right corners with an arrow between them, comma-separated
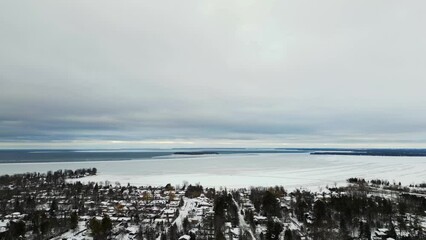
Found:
178,235 -> 191,240
0,219 -> 9,233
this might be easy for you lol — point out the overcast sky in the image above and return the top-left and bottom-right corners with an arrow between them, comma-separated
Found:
1,1 -> 426,149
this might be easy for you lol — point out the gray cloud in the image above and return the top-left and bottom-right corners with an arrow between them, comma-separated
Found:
1,0 -> 426,148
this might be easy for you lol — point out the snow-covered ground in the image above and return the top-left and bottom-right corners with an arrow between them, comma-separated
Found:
172,197 -> 199,232
1,153 -> 425,190
51,221 -> 91,240
231,197 -> 255,239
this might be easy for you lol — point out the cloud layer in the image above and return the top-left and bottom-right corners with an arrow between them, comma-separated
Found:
1,1 -> 426,148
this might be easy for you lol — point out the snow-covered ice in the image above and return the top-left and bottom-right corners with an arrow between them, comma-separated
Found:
0,153 -> 425,189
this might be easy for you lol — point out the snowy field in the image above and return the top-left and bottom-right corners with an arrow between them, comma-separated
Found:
0,153 -> 425,190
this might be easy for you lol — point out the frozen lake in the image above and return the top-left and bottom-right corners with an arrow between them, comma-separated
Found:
0,153 -> 425,189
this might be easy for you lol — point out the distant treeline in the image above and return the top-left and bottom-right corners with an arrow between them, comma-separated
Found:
0,168 -> 97,185
311,148 -> 426,156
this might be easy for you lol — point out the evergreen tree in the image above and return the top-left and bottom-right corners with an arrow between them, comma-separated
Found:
284,229 -> 293,240
262,191 -> 281,218
266,219 -> 283,240
70,212 -> 78,229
